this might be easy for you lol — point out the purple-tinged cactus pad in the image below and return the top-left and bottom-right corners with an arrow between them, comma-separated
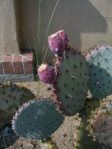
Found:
48,30 -> 69,56
87,95 -> 112,147
54,50 -> 88,115
86,44 -> 112,99
12,99 -> 64,140
38,64 -> 56,84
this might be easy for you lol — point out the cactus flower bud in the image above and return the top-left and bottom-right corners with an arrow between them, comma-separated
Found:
38,64 -> 56,84
48,30 -> 69,56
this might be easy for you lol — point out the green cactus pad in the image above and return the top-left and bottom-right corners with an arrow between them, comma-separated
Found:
86,44 -> 112,99
87,95 -> 112,147
0,83 -> 35,128
12,99 -> 64,140
55,51 -> 88,114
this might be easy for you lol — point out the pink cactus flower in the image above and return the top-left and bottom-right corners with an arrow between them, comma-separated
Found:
48,30 -> 69,55
38,64 -> 56,84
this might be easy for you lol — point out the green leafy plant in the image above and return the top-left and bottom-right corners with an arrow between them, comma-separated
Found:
33,0 -> 60,81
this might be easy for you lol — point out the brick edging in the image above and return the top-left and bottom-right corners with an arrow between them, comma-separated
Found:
0,53 -> 33,75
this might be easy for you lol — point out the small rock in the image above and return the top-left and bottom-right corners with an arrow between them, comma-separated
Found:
22,142 -> 34,149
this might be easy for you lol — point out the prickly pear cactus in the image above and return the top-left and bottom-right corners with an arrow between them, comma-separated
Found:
87,95 -> 112,147
86,44 -> 112,99
54,50 -> 88,114
0,83 -> 35,128
36,31 -> 89,114
12,99 -> 64,140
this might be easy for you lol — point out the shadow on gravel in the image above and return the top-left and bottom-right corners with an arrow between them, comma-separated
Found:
0,125 -> 18,149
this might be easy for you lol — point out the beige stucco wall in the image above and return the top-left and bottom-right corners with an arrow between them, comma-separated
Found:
0,0 -> 19,55
1,0 -> 112,55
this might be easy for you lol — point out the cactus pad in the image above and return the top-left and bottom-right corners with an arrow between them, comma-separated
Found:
54,51 -> 88,114
87,95 -> 112,147
0,83 -> 35,128
86,44 -> 112,99
12,99 -> 64,140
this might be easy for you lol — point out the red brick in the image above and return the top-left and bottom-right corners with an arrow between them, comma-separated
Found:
23,53 -> 33,74
23,53 -> 33,58
13,55 -> 24,74
3,55 -> 13,74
